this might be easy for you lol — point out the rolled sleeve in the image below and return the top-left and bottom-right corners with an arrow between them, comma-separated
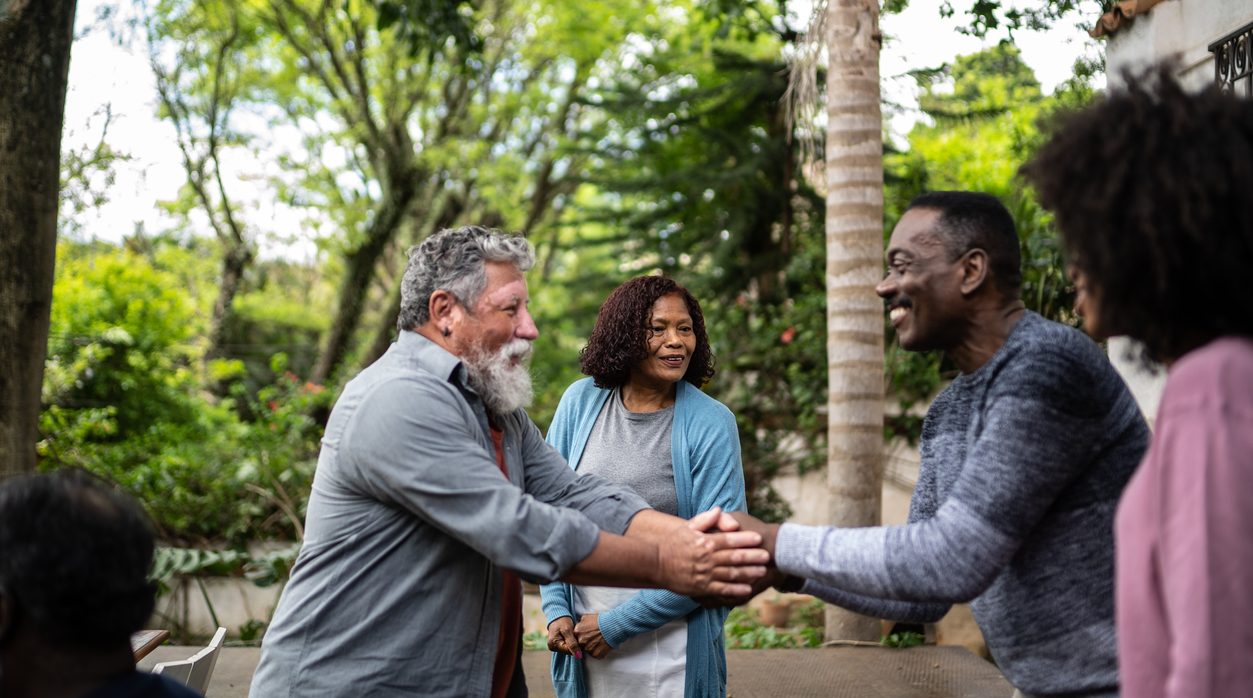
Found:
344,377 -> 602,583
514,413 -> 649,535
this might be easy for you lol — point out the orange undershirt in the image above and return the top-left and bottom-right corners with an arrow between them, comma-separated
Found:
489,424 -> 522,698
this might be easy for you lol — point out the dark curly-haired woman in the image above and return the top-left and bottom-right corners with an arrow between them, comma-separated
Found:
1023,67 -> 1253,698
539,276 -> 746,698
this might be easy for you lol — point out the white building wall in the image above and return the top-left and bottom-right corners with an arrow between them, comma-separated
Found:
1106,1 -> 1253,90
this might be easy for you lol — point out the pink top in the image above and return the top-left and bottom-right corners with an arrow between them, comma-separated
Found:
1116,336 -> 1253,698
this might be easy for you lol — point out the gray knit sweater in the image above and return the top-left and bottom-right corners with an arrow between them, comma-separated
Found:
776,312 -> 1148,697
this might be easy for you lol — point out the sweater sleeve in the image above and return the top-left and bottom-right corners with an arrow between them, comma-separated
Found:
776,338 -> 1115,603
800,579 -> 950,623
596,400 -> 746,647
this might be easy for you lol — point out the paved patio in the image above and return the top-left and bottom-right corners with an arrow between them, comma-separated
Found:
140,644 -> 1012,697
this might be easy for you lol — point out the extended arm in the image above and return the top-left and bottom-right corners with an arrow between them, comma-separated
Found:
562,508 -> 764,597
775,346 -> 1116,604
348,378 -> 605,583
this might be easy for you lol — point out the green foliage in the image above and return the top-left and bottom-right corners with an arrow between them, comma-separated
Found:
560,5 -> 825,520
880,630 -> 925,649
371,0 -> 481,58
150,543 -> 297,643
238,619 -> 267,643
151,547 -> 249,590
942,0 -> 1102,38
39,241 -> 328,546
723,606 -> 824,649
243,543 -> 302,587
41,244 -> 198,437
522,629 -> 548,651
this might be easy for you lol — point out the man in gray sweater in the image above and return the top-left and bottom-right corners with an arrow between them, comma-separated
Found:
737,192 -> 1148,697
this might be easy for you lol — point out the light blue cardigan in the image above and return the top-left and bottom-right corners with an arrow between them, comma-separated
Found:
540,377 -> 747,698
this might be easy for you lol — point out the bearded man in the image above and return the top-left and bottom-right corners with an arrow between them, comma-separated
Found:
250,226 -> 766,698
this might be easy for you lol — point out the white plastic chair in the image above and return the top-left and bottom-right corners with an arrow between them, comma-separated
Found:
152,626 -> 226,696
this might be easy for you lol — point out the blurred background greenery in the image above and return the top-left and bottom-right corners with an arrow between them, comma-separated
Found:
43,1 -> 1095,624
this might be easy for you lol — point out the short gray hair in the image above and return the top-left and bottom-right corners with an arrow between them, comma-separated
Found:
397,225 -> 535,331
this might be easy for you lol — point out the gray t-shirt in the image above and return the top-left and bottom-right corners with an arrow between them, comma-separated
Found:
576,389 -> 679,516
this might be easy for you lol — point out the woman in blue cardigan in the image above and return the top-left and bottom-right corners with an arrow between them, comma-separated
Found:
541,276 -> 747,698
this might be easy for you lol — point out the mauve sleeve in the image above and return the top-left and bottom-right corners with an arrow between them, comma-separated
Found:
1153,402 -> 1253,697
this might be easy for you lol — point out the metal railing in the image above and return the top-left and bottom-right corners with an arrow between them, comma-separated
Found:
1209,22 -> 1253,97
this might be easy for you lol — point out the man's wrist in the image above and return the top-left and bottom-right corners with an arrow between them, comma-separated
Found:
763,523 -> 781,559
647,538 -> 666,588
625,508 -> 680,540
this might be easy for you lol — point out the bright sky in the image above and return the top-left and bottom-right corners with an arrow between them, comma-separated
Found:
61,0 -> 1104,251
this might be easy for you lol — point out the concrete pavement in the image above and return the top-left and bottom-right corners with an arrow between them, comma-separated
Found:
141,645 -> 1011,697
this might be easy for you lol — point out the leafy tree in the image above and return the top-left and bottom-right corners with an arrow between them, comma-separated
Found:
943,0 -> 1100,37
552,2 -> 825,521
148,0 -> 265,368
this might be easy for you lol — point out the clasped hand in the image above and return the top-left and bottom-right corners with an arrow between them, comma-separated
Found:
698,510 -> 799,607
545,613 -> 612,659
657,507 -> 770,598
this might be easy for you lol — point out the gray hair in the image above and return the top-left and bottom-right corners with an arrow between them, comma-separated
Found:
396,225 -> 535,331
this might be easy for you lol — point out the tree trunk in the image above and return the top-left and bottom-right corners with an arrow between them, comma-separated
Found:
204,243 -> 254,363
0,0 -> 78,480
823,0 -> 884,642
312,179 -> 416,385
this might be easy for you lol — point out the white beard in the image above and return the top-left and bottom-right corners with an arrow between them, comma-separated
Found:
464,337 -> 534,416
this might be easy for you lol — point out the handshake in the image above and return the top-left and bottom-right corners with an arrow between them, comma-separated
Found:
656,508 -> 791,601
548,509 -> 800,659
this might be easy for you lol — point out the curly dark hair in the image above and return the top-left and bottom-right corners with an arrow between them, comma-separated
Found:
580,276 -> 715,389
1021,66 -> 1253,363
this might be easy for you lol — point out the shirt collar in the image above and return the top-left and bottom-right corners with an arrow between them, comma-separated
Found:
396,330 -> 468,387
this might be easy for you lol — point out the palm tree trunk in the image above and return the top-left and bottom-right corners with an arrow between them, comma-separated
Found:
0,0 -> 77,479
824,0 -> 884,642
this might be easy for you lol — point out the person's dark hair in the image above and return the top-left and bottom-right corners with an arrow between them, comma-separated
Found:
0,470 -> 157,649
905,191 -> 1023,298
1021,66 -> 1253,363
580,276 -> 715,389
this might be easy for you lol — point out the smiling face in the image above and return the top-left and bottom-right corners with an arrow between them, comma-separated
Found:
451,261 -> 539,414
629,293 -> 696,392
450,261 -> 538,359
876,208 -> 968,352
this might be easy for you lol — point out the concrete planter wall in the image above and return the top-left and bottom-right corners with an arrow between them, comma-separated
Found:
154,575 -> 285,640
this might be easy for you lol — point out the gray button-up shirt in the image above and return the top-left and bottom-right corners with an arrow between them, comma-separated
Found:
250,331 -> 648,697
